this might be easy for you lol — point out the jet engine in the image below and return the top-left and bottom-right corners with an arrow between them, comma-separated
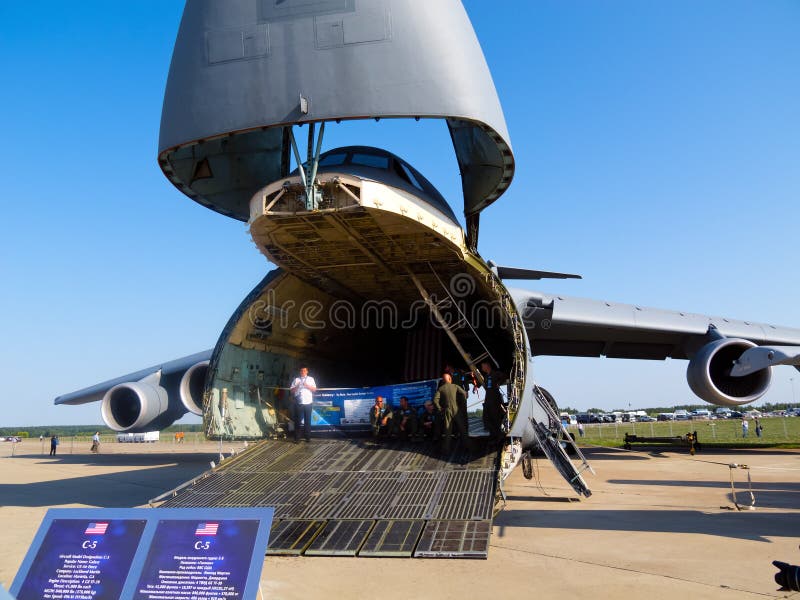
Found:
179,360 -> 208,416
101,372 -> 170,432
686,338 -> 772,406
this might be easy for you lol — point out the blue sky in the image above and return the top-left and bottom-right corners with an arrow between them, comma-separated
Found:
1,1 -> 798,426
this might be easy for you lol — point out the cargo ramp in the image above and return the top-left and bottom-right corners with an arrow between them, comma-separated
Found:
153,437 -> 499,559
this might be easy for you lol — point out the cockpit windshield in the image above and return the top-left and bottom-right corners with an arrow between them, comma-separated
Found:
299,146 -> 456,222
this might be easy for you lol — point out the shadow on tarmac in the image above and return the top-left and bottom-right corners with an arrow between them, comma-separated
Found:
0,452 -> 217,508
494,508 -> 800,542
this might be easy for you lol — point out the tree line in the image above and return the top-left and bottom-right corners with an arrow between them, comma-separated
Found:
0,424 -> 205,438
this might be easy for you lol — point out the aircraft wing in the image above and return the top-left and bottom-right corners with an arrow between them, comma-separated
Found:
54,350 -> 213,405
510,288 -> 800,406
513,289 -> 800,360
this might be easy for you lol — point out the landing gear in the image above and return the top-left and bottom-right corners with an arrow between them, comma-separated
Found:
522,451 -> 533,480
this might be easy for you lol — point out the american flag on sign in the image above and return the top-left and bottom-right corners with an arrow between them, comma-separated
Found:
84,522 -> 108,535
195,523 -> 219,536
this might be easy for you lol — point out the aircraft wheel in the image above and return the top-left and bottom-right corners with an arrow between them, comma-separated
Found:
522,452 -> 533,479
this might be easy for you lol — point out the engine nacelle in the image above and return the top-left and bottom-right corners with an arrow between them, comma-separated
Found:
101,373 -> 169,432
179,360 -> 208,416
687,338 -> 772,406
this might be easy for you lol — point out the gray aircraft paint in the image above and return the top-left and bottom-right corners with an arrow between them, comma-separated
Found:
158,0 -> 513,221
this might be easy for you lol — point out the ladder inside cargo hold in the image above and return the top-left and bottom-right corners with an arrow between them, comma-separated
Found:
405,263 -> 530,436
405,265 -> 497,383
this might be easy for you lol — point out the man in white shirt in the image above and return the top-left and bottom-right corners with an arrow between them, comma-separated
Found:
290,367 -> 317,442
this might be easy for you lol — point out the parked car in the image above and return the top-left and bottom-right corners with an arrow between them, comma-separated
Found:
657,412 -> 675,421
638,415 -> 656,422
690,409 -> 712,420
674,410 -> 690,421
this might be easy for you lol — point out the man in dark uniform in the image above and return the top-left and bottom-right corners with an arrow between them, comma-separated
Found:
477,361 -> 507,445
370,395 -> 393,439
393,396 -> 418,440
445,364 -> 470,435
433,372 -> 469,453
419,400 -> 441,443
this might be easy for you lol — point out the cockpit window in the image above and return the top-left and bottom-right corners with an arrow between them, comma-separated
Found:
351,153 -> 389,169
397,161 -> 424,191
318,153 -> 347,167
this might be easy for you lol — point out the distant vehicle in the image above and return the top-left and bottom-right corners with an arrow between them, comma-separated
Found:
674,410 -> 690,421
576,414 -> 592,424
715,407 -> 732,416
117,431 -> 160,443
589,414 -> 604,424
3,436 -> 21,442
638,415 -> 656,422
657,412 -> 675,421
690,409 -> 712,420
727,410 -> 744,419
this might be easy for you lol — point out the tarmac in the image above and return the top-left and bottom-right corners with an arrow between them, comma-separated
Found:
1,438 -> 799,599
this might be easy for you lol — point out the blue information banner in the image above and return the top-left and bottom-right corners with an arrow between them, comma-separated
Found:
11,508 -> 274,600
15,519 -> 146,600
133,519 -> 259,599
313,378 -> 439,429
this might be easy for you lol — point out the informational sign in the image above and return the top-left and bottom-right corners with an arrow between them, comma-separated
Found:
10,508 -> 274,600
133,519 -> 260,599
315,378 -> 439,428
14,519 -> 146,600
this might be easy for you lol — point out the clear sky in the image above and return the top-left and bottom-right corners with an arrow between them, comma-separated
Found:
1,1 -> 798,426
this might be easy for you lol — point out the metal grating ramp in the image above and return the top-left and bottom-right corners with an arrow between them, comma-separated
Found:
305,520 -> 374,556
267,520 -> 326,555
359,520 -> 425,557
413,520 -> 492,559
158,438 -> 500,558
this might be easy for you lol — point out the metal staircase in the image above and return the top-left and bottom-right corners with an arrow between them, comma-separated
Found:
529,384 -> 594,496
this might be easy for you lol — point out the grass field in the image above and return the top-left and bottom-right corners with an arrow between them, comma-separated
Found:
574,416 -> 800,448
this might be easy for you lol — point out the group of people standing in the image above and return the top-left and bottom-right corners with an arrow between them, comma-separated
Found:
288,361 -> 508,449
742,417 -> 764,438
44,432 -> 98,455
368,361 -> 508,451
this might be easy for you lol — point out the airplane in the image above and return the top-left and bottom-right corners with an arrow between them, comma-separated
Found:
55,0 -> 800,500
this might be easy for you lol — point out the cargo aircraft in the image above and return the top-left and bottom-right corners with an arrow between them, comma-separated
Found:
56,0 -> 800,498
